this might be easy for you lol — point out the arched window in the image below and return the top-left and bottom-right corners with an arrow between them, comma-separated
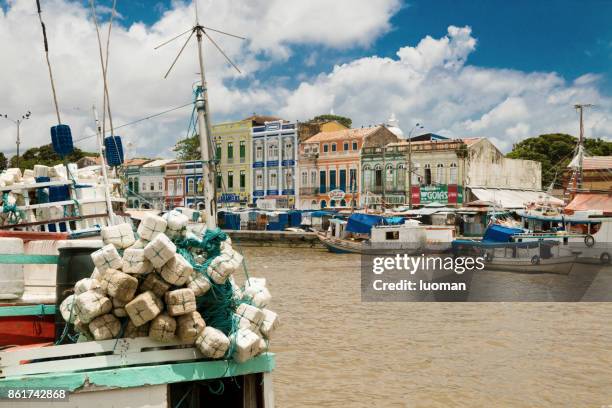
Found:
374,164 -> 383,188
320,200 -> 327,208
385,164 -> 394,190
188,179 -> 195,193
128,179 -> 133,192
397,164 -> 406,189
363,164 -> 372,191
449,163 -> 458,185
340,199 -> 346,207
330,200 -> 336,207
168,179 -> 175,196
424,164 -> 431,185
436,163 -> 445,185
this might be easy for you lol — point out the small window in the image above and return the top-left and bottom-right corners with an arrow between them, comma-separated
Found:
343,142 -> 349,151
227,171 -> 233,189
239,140 -> 246,159
352,141 -> 358,150
386,231 -> 399,240
323,144 -> 329,153
240,170 -> 246,188
159,181 -> 163,190
331,143 -> 337,152
227,142 -> 233,159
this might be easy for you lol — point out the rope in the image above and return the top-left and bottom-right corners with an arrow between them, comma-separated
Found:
36,0 -> 62,124
1,193 -> 25,224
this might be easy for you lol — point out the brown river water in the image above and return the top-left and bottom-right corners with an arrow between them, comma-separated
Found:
234,246 -> 612,408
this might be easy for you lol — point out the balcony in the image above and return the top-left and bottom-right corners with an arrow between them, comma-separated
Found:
300,187 -> 319,196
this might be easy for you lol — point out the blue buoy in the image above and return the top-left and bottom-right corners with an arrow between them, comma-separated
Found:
51,124 -> 74,157
104,135 -> 124,166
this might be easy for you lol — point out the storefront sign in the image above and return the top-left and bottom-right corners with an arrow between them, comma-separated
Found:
411,185 -> 463,205
328,189 -> 345,201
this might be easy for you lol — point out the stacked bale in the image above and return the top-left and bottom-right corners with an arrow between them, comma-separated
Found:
61,210 -> 279,364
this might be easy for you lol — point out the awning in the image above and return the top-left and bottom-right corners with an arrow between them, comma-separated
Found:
469,188 -> 563,209
566,193 -> 612,214
346,213 -> 385,234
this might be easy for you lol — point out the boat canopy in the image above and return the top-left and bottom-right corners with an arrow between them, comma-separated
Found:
565,193 -> 612,214
469,188 -> 563,209
345,214 -> 405,234
482,224 -> 524,243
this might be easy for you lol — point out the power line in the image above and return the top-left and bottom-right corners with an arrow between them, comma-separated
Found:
73,101 -> 194,143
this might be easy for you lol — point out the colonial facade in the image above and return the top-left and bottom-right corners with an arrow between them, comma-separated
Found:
163,161 -> 186,209
125,158 -> 151,209
212,119 -> 253,205
251,120 -> 298,207
139,159 -> 174,210
297,120 -> 348,142
298,126 -> 399,209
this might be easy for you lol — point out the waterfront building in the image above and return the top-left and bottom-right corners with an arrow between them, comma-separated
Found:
361,134 -> 545,208
163,161 -> 186,209
298,126 -> 399,209
251,120 -> 299,207
125,158 -> 152,208
138,159 -> 174,210
212,118 -> 264,205
562,156 -> 612,192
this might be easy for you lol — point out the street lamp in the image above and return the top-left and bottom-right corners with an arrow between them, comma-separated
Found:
1,111 -> 31,168
406,123 -> 424,209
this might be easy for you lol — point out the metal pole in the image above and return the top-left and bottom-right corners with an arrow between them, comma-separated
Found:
408,136 -> 412,209
92,105 -> 116,222
195,26 -> 217,228
16,120 -> 20,169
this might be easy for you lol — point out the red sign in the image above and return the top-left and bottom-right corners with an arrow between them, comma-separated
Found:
448,184 -> 458,204
411,186 -> 420,205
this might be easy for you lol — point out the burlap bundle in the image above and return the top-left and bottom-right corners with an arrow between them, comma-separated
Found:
165,288 -> 196,317
195,326 -> 230,359
259,308 -> 279,339
235,303 -> 264,328
91,244 -> 122,273
125,291 -> 163,327
113,307 -> 127,317
124,321 -> 150,338
149,313 -> 176,342
74,278 -> 104,296
187,273 -> 211,296
101,223 -> 136,249
160,253 -> 193,286
75,290 -> 112,323
231,328 -> 262,363
208,249 -> 243,284
105,271 -> 138,303
122,248 -> 152,275
129,238 -> 149,249
242,285 -> 272,308
176,311 -> 205,343
144,234 -> 176,268
137,214 -> 167,241
59,294 -> 76,323
140,273 -> 171,298
163,210 -> 189,238
89,314 -> 121,340
74,317 -> 93,339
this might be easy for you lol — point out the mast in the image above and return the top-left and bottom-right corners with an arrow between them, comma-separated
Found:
92,105 -> 116,222
567,104 -> 592,197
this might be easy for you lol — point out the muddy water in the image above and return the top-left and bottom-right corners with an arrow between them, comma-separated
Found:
235,246 -> 612,407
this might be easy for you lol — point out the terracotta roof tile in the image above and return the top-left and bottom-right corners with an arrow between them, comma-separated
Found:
305,126 -> 381,143
583,156 -> 612,170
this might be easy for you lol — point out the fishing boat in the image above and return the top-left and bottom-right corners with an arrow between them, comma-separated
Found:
317,213 -> 455,254
452,224 -> 578,274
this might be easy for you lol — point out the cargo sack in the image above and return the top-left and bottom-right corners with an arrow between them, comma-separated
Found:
125,291 -> 163,327
74,290 -> 112,323
137,214 -> 167,241
124,321 -> 150,338
235,303 -> 264,329
231,328 -> 262,363
73,317 -> 93,339
144,233 -> 176,268
74,278 -> 104,296
160,253 -> 193,286
59,294 -> 76,323
163,210 -> 189,238
208,249 -> 243,284
195,326 -> 230,359
177,311 -> 205,343
105,271 -> 138,303
113,307 -> 127,317
34,164 -> 49,178
129,238 -> 149,249
187,273 -> 211,296
259,308 -> 279,339
123,248 -> 152,275
165,288 -> 196,317
89,314 -> 121,340
140,273 -> 171,298
101,223 -> 136,249
91,244 -> 122,273
149,313 -> 176,342
242,285 -> 272,308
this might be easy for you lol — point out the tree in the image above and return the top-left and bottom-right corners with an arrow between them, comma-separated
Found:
0,152 -> 7,171
310,114 -> 352,128
9,144 -> 95,171
173,135 -> 201,161
506,133 -> 612,188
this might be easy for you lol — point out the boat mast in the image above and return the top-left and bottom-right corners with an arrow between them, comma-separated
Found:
92,105 -> 116,221
566,104 -> 592,200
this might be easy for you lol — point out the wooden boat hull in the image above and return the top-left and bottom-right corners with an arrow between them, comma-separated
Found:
484,255 -> 577,275
317,233 -> 423,255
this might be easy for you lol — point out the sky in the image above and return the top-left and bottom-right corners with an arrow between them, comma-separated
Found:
0,0 -> 611,159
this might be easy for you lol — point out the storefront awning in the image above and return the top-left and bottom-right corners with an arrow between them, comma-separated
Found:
469,188 -> 563,209
566,193 -> 612,214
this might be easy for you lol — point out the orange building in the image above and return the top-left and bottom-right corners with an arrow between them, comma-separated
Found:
297,126 -> 398,209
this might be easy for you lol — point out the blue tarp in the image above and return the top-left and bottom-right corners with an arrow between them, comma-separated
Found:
346,213 -> 386,234
385,216 -> 405,225
310,210 -> 335,217
482,224 -> 524,243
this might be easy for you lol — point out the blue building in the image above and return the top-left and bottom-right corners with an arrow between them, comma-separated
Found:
251,120 -> 298,207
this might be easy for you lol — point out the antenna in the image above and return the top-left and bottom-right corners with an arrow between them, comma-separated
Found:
154,0 -> 246,228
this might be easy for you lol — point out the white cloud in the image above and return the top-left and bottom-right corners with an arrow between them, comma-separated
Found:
0,0 -> 398,157
279,25 -> 612,152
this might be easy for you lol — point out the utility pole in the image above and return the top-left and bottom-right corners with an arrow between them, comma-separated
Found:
572,104 -> 593,192
1,111 -> 31,168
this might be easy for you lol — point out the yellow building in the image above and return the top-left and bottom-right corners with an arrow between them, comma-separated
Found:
212,119 -> 253,205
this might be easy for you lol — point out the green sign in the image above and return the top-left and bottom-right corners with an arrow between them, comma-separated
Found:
419,185 -> 463,204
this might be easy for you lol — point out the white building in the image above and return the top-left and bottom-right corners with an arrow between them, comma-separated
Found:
251,120 -> 299,208
139,159 -> 174,210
